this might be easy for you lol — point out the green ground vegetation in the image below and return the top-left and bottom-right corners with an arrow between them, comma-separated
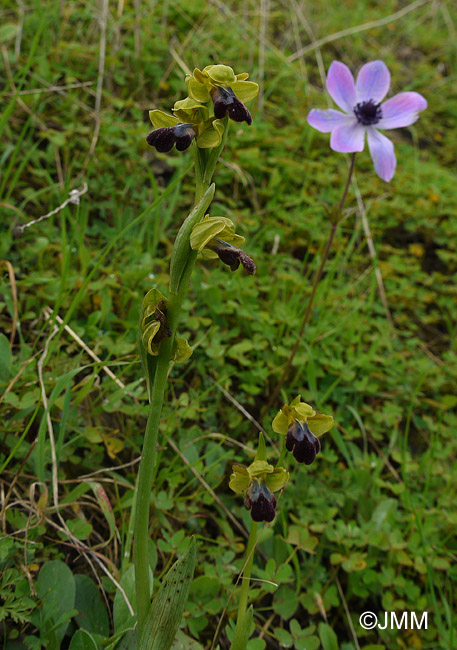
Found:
1,1 -> 457,649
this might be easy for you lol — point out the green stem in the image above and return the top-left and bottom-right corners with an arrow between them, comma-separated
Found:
134,173 -> 210,638
134,342 -> 171,634
277,435 -> 287,466
231,521 -> 259,650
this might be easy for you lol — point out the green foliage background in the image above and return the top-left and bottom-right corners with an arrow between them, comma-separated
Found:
1,0 -> 456,649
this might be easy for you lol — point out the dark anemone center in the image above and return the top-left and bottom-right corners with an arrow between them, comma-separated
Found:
354,99 -> 382,126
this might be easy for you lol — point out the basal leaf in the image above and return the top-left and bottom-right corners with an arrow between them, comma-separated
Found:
139,537 -> 196,650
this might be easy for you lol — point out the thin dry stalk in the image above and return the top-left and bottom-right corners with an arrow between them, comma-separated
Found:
166,437 -> 248,540
288,0 -> 433,61
34,319 -> 134,615
80,0 -> 109,176
258,0 -> 269,114
335,574 -> 361,650
14,183 -> 88,235
288,0 -> 327,90
15,0 -> 25,58
0,260 -> 18,345
42,306 -> 131,394
4,81 -> 95,97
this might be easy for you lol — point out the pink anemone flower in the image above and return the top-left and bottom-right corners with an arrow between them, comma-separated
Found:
307,60 -> 427,182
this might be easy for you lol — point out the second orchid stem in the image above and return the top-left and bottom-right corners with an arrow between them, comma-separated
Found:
231,521 -> 259,650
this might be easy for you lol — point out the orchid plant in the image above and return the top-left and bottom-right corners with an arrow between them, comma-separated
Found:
131,64 -> 258,650
131,58 -> 427,650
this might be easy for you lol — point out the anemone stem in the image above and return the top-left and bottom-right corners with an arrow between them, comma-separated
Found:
263,153 -> 356,416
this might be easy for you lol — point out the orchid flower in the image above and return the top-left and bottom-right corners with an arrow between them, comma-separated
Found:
307,60 -> 427,181
272,396 -> 333,465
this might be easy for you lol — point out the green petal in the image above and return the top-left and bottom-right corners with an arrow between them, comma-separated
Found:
173,101 -> 208,125
141,288 -> 168,327
190,217 -> 227,252
192,68 -> 208,84
223,232 -> 245,247
230,80 -> 259,102
236,72 -> 250,81
212,117 -> 225,138
210,215 -> 236,231
272,410 -> 289,435
229,465 -> 250,494
142,321 -> 161,355
196,123 -> 222,148
173,96 -> 206,112
205,64 -> 236,84
200,249 -> 218,260
247,460 -> 274,478
186,76 -> 210,103
308,414 -> 334,437
293,401 -> 315,420
265,468 -> 289,493
149,110 -> 179,129
173,337 -> 193,363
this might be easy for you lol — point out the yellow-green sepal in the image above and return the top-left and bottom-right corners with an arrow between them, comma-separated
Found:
173,97 -> 209,124
141,289 -> 167,329
196,118 -> 225,148
229,465 -> 250,494
308,414 -> 334,437
190,215 -> 245,252
185,73 -> 211,103
265,467 -> 289,492
149,110 -> 179,129
272,409 -> 289,435
172,337 -> 193,363
231,80 -> 259,102
173,96 -> 206,112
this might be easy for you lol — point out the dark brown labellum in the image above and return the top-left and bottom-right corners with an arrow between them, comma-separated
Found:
244,480 -> 277,522
146,123 -> 196,153
211,86 -> 253,125
286,420 -> 321,465
210,239 -> 256,274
